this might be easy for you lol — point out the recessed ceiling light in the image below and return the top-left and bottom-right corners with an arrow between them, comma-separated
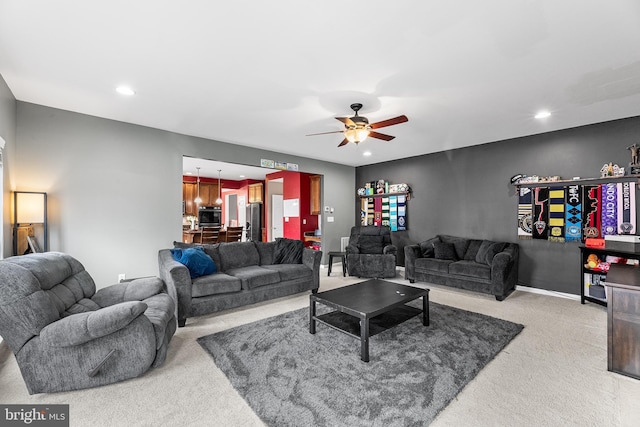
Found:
116,86 -> 135,96
239,175 -> 245,178
185,172 -> 193,175
534,110 -> 551,119
363,151 -> 372,157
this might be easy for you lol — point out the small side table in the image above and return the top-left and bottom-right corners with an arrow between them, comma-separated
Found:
327,251 -> 346,277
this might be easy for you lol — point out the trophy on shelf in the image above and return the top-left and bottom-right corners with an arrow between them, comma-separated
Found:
628,143 -> 640,175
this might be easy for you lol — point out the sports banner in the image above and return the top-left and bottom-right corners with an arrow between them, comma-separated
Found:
617,182 -> 636,234
374,197 -> 382,227
548,187 -> 565,242
565,184 -> 582,242
601,183 -> 618,236
397,194 -> 407,231
518,187 -> 533,239
582,185 -> 601,240
381,197 -> 390,227
389,196 -> 398,231
532,187 -> 549,240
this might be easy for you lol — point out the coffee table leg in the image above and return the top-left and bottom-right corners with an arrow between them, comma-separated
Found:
422,294 -> 430,326
360,317 -> 370,362
309,299 -> 316,334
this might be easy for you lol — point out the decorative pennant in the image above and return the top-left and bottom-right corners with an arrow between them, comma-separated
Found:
548,187 -> 565,242
601,183 -> 618,236
582,185 -> 601,240
532,187 -> 549,240
565,184 -> 582,242
518,187 -> 533,239
367,197 -> 375,226
360,198 -> 368,226
381,197 -> 390,227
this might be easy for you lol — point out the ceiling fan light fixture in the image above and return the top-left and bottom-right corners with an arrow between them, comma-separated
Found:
345,128 -> 370,144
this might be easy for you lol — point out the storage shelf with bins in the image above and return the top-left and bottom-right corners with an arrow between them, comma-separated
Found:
579,245 -> 640,307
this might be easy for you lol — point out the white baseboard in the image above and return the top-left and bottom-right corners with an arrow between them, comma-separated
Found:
515,285 -> 580,301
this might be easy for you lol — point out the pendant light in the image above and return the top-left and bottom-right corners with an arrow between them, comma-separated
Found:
215,169 -> 223,205
194,167 -> 202,204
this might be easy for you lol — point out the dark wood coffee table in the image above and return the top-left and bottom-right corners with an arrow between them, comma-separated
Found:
309,279 -> 429,362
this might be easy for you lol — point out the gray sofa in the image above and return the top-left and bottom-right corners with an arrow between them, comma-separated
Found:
404,235 -> 519,301
0,252 -> 176,394
158,239 -> 322,326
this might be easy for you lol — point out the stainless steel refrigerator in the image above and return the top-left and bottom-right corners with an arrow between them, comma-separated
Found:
246,203 -> 262,241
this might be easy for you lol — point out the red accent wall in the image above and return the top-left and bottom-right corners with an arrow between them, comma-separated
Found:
265,171 -> 318,242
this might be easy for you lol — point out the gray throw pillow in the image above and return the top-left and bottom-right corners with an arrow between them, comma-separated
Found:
419,237 -> 440,257
484,242 -> 506,265
433,241 -> 458,260
358,235 -> 385,254
274,238 -> 304,264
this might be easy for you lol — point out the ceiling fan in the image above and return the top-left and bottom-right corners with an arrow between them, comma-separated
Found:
307,103 -> 408,147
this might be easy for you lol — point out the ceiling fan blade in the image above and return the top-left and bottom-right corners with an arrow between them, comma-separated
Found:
306,130 -> 346,136
336,117 -> 356,127
368,131 -> 395,141
369,115 -> 408,129
337,138 -> 349,147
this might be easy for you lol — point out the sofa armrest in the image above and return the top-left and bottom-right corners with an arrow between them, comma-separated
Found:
158,249 -> 192,326
404,244 -> 421,282
383,244 -> 397,257
39,301 -> 148,347
490,247 -> 518,297
92,277 -> 164,308
302,248 -> 322,291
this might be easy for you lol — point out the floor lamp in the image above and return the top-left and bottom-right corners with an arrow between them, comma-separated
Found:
13,191 -> 48,255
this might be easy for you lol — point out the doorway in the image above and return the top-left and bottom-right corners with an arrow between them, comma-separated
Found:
271,194 -> 283,239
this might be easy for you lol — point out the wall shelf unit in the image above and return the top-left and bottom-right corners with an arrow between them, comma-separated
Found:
514,174 -> 640,189
358,191 -> 411,200
579,245 -> 640,307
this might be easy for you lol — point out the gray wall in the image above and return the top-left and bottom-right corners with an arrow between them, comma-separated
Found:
356,115 -> 640,295
0,75 -> 17,259
14,101 -> 355,287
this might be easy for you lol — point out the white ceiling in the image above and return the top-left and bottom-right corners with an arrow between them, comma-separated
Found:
2,1 -> 640,167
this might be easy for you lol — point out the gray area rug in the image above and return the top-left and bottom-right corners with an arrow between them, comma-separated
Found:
197,301 -> 523,426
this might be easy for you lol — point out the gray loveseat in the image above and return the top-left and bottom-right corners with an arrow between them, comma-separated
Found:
0,252 -> 176,394
404,235 -> 519,301
158,239 -> 322,326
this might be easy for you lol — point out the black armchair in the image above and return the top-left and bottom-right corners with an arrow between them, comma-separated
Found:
346,226 -> 397,278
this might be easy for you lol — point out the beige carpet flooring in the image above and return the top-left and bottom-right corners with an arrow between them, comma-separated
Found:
1,270 -> 640,426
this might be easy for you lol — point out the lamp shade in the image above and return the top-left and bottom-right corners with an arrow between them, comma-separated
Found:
16,192 -> 46,223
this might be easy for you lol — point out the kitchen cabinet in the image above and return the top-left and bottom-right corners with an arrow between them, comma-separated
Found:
183,182 -> 197,216
310,175 -> 321,215
199,183 -> 219,206
249,183 -> 263,203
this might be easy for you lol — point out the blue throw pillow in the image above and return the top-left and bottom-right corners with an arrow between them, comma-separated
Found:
170,247 -> 216,278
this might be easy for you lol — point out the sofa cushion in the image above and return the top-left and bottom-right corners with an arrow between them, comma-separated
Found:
274,238 -> 304,264
475,240 -> 506,265
433,241 -> 458,260
463,239 -> 483,260
255,241 -> 276,265
191,273 -> 242,297
439,235 -> 471,260
419,237 -> 440,257
225,266 -> 281,290
415,257 -> 453,274
448,260 -> 491,280
218,242 -> 260,270
358,235 -> 385,254
202,244 -> 222,270
170,247 -> 216,278
262,264 -> 313,282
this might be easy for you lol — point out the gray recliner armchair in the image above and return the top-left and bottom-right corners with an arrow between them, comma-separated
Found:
346,226 -> 397,278
0,252 -> 177,394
